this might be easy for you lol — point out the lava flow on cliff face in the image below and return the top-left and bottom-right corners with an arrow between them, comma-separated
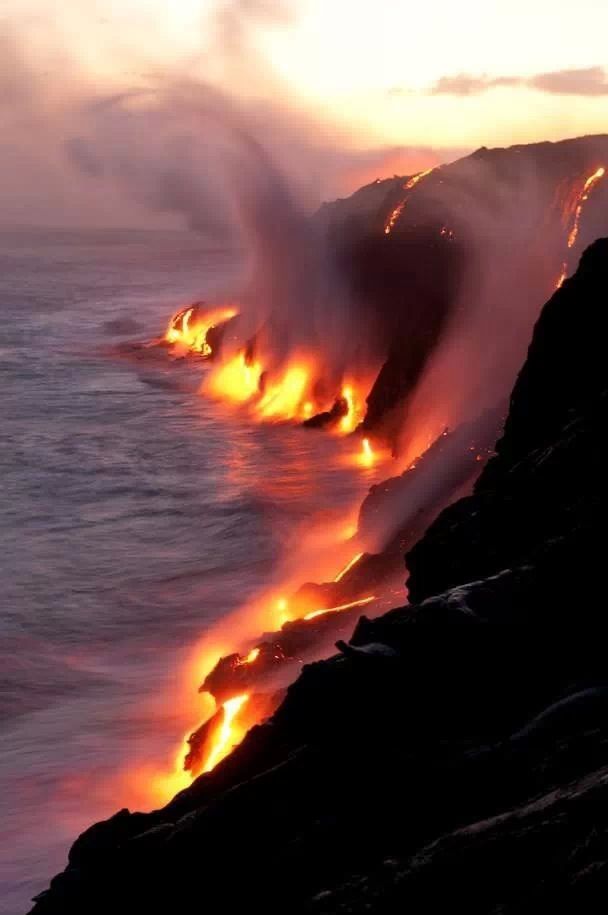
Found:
383,167 -> 435,235
556,166 -> 605,287
149,136 -> 608,791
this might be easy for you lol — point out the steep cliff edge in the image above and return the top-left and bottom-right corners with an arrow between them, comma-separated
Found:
31,240 -> 608,913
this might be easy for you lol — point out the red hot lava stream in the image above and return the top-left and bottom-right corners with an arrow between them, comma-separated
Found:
383,168 -> 434,236
143,157 -> 606,796
556,166 -> 605,287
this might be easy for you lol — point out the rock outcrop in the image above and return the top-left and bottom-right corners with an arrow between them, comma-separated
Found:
30,240 -> 608,915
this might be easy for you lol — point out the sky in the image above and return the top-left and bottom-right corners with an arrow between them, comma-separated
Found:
2,0 -> 607,227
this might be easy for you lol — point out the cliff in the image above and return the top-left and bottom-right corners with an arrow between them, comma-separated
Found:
29,239 -> 608,914
319,135 -> 608,444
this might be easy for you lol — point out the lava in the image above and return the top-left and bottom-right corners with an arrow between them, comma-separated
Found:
333,552 -> 363,582
338,384 -> 366,434
556,262 -> 568,289
359,437 -> 375,467
256,361 -> 314,421
203,694 -> 250,774
384,167 -> 435,235
303,595 -> 376,622
208,350 -> 263,402
165,305 -> 237,356
208,351 -> 317,420
567,167 -> 605,249
276,597 -> 290,626
384,200 -> 407,236
239,647 -> 260,665
208,351 -> 373,429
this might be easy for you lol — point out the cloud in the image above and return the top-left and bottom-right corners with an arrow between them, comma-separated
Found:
424,66 -> 608,97
529,67 -> 608,96
430,74 -> 521,96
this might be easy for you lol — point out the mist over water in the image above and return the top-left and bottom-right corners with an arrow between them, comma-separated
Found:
0,228 -> 382,915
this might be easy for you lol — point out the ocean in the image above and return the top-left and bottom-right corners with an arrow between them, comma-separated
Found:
0,228 -> 379,914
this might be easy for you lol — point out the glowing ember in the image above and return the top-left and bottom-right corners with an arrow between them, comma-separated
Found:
203,694 -> 250,774
333,552 -> 363,583
567,167 -> 605,249
303,595 -> 376,622
165,305 -> 237,356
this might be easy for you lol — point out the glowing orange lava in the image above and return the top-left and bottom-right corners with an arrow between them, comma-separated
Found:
384,200 -> 406,235
256,361 -> 314,421
405,167 -> 434,191
338,383 -> 367,434
334,552 -> 363,582
208,352 -> 320,422
303,595 -> 376,622
359,437 -> 375,468
165,305 -> 237,356
384,167 -> 435,235
203,694 -> 250,774
239,647 -> 260,665
567,167 -> 605,249
208,351 -> 263,402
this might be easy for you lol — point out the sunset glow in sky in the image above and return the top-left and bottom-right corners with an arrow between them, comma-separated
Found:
3,0 -> 608,226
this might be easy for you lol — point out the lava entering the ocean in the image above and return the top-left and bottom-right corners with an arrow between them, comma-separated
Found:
206,349 -> 374,431
165,304 -> 237,356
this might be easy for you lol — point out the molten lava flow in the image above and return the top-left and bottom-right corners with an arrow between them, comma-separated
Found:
276,597 -> 290,626
556,262 -> 568,289
384,200 -> 407,235
358,437 -> 375,468
256,362 -> 313,420
203,694 -> 250,774
165,305 -> 237,356
405,167 -> 434,191
208,351 -> 263,402
333,552 -> 363,582
567,167 -> 605,249
209,351 -> 320,422
303,595 -> 376,622
384,167 -> 435,236
338,384 -> 367,434
239,647 -> 260,665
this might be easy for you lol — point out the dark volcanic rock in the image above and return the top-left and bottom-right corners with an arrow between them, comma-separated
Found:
29,238 -> 608,914
406,237 -> 608,610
